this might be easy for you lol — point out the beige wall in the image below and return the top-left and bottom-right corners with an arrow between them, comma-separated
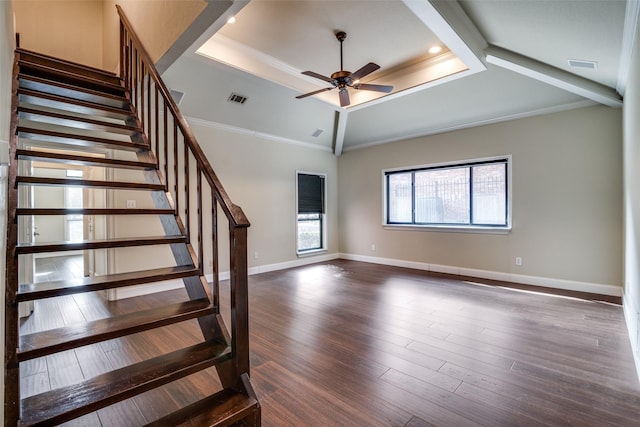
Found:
13,0 -> 104,68
623,18 -> 640,373
102,0 -> 206,72
339,105 -> 623,289
188,120 -> 339,271
12,0 -> 206,72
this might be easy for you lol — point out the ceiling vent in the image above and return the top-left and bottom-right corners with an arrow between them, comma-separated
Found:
170,89 -> 185,105
312,128 -> 324,138
568,59 -> 597,70
228,93 -> 248,104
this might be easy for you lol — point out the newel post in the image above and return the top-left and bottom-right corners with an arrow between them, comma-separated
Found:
229,224 -> 250,381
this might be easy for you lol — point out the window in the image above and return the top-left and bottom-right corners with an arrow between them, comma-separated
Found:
385,157 -> 510,229
297,172 -> 326,253
65,170 -> 84,242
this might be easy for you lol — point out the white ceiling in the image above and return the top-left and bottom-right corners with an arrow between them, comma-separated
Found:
162,0 -> 632,154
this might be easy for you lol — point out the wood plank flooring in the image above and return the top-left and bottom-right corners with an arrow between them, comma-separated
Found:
20,259 -> 640,426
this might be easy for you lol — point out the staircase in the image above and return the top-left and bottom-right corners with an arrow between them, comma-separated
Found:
4,7 -> 260,426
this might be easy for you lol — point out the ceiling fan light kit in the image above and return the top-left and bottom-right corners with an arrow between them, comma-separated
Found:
296,30 -> 393,107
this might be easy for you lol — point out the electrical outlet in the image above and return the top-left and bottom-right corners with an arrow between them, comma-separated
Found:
515,257 -> 523,266
126,199 -> 136,208
371,244 -> 376,251
254,251 -> 259,260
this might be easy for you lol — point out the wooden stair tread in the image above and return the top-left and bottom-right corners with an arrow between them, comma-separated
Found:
19,73 -> 128,108
16,207 -> 174,216
18,299 -> 214,361
144,388 -> 259,427
19,72 -> 126,100
19,60 -> 126,95
18,265 -> 199,301
18,87 -> 133,119
16,48 -> 121,85
18,106 -> 141,135
16,235 -> 187,255
16,149 -> 156,170
18,126 -> 147,151
20,341 -> 232,427
16,176 -> 164,191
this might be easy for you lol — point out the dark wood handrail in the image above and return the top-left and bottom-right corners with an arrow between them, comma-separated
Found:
117,5 -> 252,384
116,5 -> 249,228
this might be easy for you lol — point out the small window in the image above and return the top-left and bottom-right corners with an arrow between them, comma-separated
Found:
385,157 -> 510,230
65,170 -> 84,242
297,172 -> 326,253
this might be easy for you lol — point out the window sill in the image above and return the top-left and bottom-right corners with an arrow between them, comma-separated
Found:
297,248 -> 328,258
383,224 -> 512,234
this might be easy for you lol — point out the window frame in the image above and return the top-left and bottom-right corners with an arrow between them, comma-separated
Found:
383,156 -> 512,233
296,171 -> 327,255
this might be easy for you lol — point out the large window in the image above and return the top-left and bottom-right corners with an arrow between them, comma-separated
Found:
297,172 -> 326,253
385,157 -> 510,229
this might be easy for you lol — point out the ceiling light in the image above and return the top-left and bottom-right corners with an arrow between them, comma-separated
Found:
227,16 -> 236,24
428,45 -> 442,54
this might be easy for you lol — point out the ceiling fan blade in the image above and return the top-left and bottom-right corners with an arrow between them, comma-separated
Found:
302,71 -> 336,84
350,62 -> 380,81
355,83 -> 393,93
296,87 -> 335,99
339,88 -> 350,107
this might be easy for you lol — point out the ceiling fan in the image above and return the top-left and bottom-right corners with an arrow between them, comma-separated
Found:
296,31 -> 393,107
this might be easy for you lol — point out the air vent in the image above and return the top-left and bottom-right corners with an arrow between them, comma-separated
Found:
170,89 -> 185,105
228,93 -> 247,104
312,128 -> 324,138
568,59 -> 597,70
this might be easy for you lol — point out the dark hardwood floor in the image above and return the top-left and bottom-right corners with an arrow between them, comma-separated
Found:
20,259 -> 640,426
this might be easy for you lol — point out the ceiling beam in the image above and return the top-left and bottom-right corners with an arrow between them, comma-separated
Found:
486,45 -> 623,108
159,0 -> 250,74
405,0 -> 487,72
333,111 -> 348,156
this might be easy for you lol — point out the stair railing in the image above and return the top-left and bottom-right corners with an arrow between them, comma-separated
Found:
117,6 -> 251,384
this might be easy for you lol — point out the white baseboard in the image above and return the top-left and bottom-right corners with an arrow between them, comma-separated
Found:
205,252 -> 341,283
109,252 -> 621,301
338,253 -> 623,297
110,253 -> 342,299
623,292 -> 640,383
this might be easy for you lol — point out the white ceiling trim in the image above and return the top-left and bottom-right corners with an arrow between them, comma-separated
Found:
342,99 -> 596,153
486,46 -> 623,108
196,34 -> 321,93
345,55 -> 470,113
616,0 -> 640,96
185,116 -> 333,153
